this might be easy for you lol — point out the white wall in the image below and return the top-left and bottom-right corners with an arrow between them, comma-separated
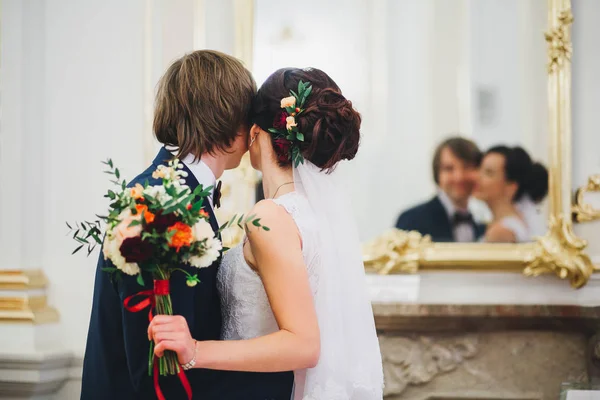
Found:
0,0 -> 239,357
42,0 -> 148,353
572,0 -> 600,262
468,0 -> 548,162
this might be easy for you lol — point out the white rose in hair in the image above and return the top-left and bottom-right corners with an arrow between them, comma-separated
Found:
286,116 -> 297,130
280,96 -> 296,108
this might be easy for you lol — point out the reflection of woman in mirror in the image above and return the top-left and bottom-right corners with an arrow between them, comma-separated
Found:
474,146 -> 548,243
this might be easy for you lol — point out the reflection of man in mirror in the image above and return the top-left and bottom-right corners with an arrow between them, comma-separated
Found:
395,137 -> 485,242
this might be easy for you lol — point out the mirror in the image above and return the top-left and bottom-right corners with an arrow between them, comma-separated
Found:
252,0 -> 550,244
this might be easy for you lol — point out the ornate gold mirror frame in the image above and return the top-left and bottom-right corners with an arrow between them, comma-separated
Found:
364,0 -> 598,289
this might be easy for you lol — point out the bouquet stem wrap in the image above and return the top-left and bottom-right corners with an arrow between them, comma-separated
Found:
124,278 -> 192,400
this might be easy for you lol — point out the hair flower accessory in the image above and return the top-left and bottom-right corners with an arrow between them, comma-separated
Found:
268,80 -> 313,167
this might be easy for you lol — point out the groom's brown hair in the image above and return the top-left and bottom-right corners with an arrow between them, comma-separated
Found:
153,50 -> 256,160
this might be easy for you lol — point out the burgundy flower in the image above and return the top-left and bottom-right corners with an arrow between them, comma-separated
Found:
147,212 -> 179,233
273,139 -> 291,162
273,111 -> 288,130
120,236 -> 154,263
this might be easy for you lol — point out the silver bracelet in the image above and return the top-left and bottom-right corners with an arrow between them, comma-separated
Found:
181,340 -> 197,370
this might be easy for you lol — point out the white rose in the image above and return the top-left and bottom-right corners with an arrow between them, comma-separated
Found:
103,234 -> 141,276
192,219 -> 214,241
286,116 -> 297,130
280,96 -> 296,109
188,220 -> 222,269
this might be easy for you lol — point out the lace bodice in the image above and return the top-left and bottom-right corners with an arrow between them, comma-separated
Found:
217,192 -> 320,341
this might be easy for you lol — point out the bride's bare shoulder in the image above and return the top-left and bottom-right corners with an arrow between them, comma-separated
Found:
246,200 -> 297,236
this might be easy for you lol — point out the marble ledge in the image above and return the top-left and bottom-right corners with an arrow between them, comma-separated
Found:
373,302 -> 600,333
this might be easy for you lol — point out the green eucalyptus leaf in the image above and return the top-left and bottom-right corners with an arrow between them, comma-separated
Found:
72,245 -> 84,255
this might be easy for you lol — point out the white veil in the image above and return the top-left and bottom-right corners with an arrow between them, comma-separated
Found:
293,161 -> 383,400
514,195 -> 546,239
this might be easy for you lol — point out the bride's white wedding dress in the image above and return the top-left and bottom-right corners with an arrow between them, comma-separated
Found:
217,162 -> 383,400
219,193 -> 320,343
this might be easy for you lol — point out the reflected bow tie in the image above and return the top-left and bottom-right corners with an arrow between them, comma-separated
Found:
213,181 -> 222,209
452,211 -> 473,226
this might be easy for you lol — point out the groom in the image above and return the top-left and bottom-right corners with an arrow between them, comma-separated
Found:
396,137 -> 484,242
81,51 -> 293,399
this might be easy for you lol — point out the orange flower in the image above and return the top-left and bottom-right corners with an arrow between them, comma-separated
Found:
135,204 -> 155,224
167,222 -> 193,252
130,183 -> 144,200
199,209 -> 209,219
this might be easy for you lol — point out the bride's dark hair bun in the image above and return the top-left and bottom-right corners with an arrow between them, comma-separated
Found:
486,145 -> 549,203
252,67 -> 361,170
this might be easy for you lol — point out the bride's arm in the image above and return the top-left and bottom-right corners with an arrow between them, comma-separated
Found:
484,221 -> 517,243
148,200 -> 320,372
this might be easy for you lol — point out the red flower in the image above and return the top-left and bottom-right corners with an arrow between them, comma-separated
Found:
120,237 -> 154,263
273,139 -> 291,162
273,111 -> 288,130
147,212 -> 179,233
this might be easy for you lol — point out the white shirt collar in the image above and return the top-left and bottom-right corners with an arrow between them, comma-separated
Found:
171,150 -> 217,208
437,190 -> 469,218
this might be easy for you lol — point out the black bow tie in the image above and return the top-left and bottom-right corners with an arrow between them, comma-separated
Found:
213,181 -> 222,209
452,211 -> 473,226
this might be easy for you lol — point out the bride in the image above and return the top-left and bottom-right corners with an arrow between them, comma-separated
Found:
474,145 -> 548,242
148,67 -> 384,399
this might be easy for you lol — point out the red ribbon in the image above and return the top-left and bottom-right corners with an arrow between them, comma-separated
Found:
123,279 -> 192,400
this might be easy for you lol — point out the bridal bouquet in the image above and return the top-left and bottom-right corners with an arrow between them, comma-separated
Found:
68,158 -> 266,397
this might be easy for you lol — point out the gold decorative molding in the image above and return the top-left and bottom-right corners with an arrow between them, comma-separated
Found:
363,0 -> 596,288
572,174 -> 600,222
364,230 -> 430,274
524,216 -> 593,288
545,9 -> 573,73
364,231 -> 534,275
0,270 -> 59,324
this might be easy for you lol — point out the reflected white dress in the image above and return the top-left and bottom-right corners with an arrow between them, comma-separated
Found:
499,216 -> 531,243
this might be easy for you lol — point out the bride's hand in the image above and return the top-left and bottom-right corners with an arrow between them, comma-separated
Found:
148,315 -> 196,365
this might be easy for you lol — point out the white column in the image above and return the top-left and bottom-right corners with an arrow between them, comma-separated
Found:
430,0 -> 470,137
0,0 -> 25,270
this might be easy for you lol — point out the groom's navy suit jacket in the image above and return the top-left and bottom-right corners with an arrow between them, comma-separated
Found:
81,147 -> 293,400
395,196 -> 485,242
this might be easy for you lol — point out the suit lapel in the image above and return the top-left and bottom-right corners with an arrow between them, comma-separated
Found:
429,196 -> 454,241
